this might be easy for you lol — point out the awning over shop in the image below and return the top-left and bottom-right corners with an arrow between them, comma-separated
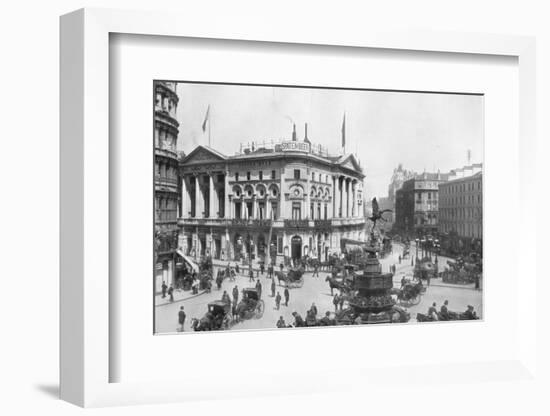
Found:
176,250 -> 199,273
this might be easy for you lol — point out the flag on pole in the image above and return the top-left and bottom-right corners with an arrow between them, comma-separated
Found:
341,113 -> 346,150
202,105 -> 210,133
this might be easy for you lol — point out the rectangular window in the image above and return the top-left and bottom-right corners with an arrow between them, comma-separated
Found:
292,202 -> 301,220
235,173 -> 239,182
324,204 -> 328,220
312,172 -> 315,181
258,202 -> 265,219
271,170 -> 276,180
235,202 -> 241,219
217,174 -> 224,183
310,203 -> 314,219
246,171 -> 251,181
294,169 -> 301,180
259,171 -> 263,181
271,202 -> 278,220
246,202 -> 253,218
277,236 -> 283,254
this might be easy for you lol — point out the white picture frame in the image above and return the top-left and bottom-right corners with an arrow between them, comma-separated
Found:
60,8 -> 537,408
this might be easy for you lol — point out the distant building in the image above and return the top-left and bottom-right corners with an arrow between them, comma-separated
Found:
154,81 -> 180,293
385,164 -> 416,229
394,171 -> 449,236
177,124 -> 366,265
438,166 -> 483,249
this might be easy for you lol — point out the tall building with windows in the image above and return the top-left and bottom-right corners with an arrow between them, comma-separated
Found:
177,124 -> 366,265
438,164 -> 483,245
154,81 -> 180,292
394,171 -> 449,236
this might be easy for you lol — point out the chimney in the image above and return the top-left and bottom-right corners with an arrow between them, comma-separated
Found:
292,123 -> 297,141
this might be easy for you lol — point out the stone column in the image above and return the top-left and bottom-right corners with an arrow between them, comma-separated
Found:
224,171 -> 230,219
280,167 -> 286,219
193,175 -> 200,218
330,176 -> 338,218
180,175 -> 187,218
252,196 -> 257,219
338,177 -> 343,218
208,174 -> 215,218
344,178 -> 349,218
351,180 -> 356,218
306,168 -> 311,219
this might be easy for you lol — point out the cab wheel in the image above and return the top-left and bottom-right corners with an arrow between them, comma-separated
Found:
255,300 -> 265,319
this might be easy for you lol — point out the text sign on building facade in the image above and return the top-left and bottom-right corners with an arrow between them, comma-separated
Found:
278,141 -> 311,153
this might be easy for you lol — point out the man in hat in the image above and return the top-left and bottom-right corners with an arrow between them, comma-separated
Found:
161,281 -> 167,298
271,278 -> 276,297
292,311 -> 305,327
275,291 -> 282,310
284,287 -> 290,307
440,300 -> 450,321
178,306 -> 186,331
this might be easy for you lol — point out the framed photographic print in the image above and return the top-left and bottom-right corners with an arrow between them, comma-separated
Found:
60,7 -> 537,408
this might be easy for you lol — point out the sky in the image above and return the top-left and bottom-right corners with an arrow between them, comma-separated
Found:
172,82 -> 484,199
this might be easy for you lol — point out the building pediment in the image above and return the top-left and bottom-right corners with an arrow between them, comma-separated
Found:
338,154 -> 362,173
182,145 -> 227,165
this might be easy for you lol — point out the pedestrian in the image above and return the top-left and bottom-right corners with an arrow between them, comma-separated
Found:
276,316 -> 286,328
249,268 -> 255,282
338,294 -> 344,311
428,302 -> 438,320
161,281 -> 167,298
292,311 -> 305,327
178,306 -> 186,331
271,279 -> 276,297
284,287 -> 290,306
168,284 -> 174,302
440,300 -> 450,321
333,293 -> 340,312
255,280 -> 262,298
235,264 -> 240,274
313,264 -> 319,277
221,290 -> 231,304
268,263 -> 274,279
232,285 -> 239,304
280,263 -> 284,273
309,303 -> 318,317
260,263 -> 265,275
275,292 -> 282,310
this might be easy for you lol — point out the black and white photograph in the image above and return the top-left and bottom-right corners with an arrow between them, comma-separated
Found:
154,81 -> 483,334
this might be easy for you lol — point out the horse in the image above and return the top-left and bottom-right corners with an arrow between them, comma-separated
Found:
190,316 -> 212,331
325,276 -> 344,296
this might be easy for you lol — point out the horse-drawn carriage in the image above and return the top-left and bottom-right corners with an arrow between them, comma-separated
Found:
391,279 -> 426,306
235,287 -> 265,321
191,300 -> 233,331
275,266 -> 305,289
414,258 -> 437,281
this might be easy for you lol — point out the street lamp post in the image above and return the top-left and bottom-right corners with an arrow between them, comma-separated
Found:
415,238 -> 419,261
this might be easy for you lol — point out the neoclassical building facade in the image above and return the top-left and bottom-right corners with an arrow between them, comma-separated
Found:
177,131 -> 366,265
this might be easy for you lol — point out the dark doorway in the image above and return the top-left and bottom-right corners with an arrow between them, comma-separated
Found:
291,235 -> 302,260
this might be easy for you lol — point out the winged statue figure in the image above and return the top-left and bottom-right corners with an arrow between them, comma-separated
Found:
367,197 -> 392,231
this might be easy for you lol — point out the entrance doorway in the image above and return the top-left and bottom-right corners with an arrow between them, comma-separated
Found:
214,238 -> 221,260
291,235 -> 302,260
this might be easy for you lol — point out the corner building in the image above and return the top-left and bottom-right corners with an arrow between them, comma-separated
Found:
154,81 -> 180,292
177,132 -> 366,265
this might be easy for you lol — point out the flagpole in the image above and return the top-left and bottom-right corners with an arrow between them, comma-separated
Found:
208,107 -> 212,147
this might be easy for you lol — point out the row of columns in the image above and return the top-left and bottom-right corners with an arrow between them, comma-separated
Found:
181,173 -> 230,219
331,175 -> 360,219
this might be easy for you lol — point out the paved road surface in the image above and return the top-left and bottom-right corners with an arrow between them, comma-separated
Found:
155,243 -> 482,334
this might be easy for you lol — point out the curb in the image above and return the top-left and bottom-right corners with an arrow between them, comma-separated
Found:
155,289 -> 207,307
